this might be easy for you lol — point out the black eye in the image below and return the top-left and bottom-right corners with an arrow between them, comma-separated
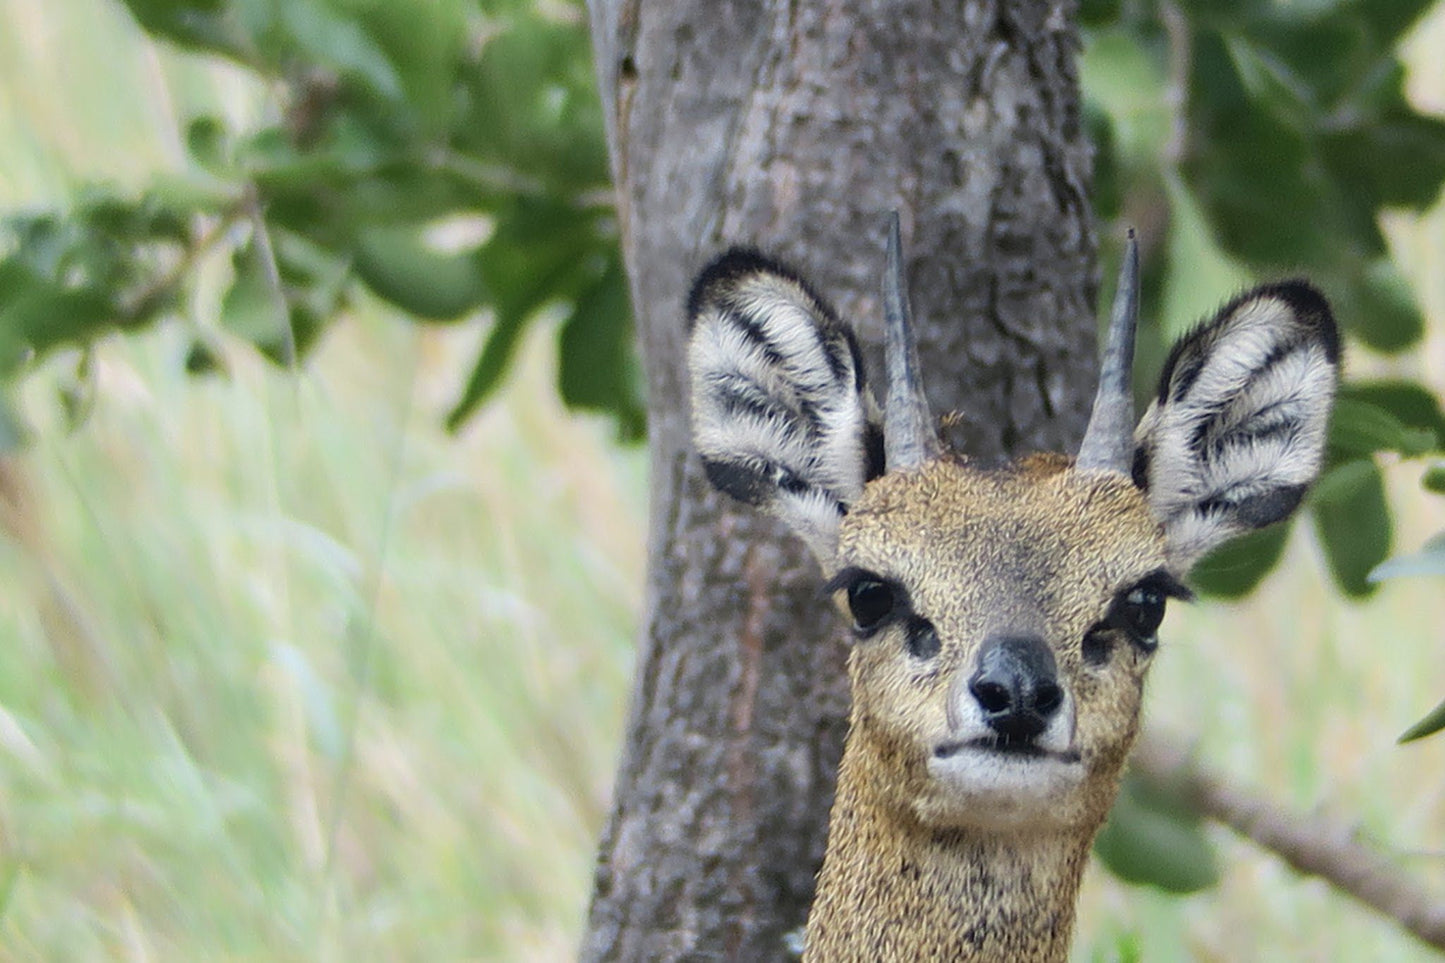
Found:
1110,579 -> 1173,652
1082,626 -> 1114,666
1087,572 -> 1188,664
1121,585 -> 1166,638
847,579 -> 895,633
905,618 -> 940,660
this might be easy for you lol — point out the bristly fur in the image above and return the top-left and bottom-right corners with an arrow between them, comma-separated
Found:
1132,280 -> 1339,565
684,241 -> 1339,963
688,249 -> 883,560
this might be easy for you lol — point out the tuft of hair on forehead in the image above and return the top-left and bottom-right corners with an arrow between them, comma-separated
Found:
687,249 -> 883,563
1133,280 -> 1339,566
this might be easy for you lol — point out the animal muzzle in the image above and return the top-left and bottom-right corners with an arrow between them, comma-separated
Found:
966,634 -> 1064,746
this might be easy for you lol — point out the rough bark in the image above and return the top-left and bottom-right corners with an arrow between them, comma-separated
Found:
582,1 -> 1098,959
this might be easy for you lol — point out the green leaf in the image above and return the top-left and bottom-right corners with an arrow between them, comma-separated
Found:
1247,7 -> 1376,108
1223,34 -> 1315,131
1083,105 -> 1121,220
267,232 -> 348,362
1181,21 -> 1419,268
1323,0 -> 1445,59
347,0 -> 469,136
1423,463 -> 1445,494
280,1 -> 404,103
1094,771 -> 1219,894
446,199 -> 601,430
1,189 -> 203,363
184,339 -> 228,376
1326,396 -> 1438,464
353,224 -> 487,320
1185,113 -> 1342,265
1327,398 -> 1408,461
221,235 -> 292,360
185,115 -> 231,172
1078,0 -> 1122,28
446,309 -> 530,433
1184,33 -> 1345,267
1341,0 -> 1440,54
1369,531 -> 1445,582
557,255 -> 644,441
1336,381 -> 1445,449
118,0 -> 250,60
1310,459 -> 1392,598
1398,696 -> 1445,745
1173,0 -> 1265,31
456,15 -> 610,191
1320,115 -> 1445,212
148,171 -> 241,213
1336,260 -> 1426,353
1188,521 -> 1291,598
0,260 -> 114,364
78,190 -> 190,246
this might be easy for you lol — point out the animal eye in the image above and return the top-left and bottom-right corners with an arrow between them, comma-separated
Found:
1122,585 -> 1166,637
847,579 -> 895,633
905,618 -> 940,660
1082,626 -> 1114,666
1110,580 -> 1171,652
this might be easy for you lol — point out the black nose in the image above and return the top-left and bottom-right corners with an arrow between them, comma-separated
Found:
968,634 -> 1064,743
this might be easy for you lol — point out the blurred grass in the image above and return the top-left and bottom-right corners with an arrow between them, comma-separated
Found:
1,1 -> 640,957
0,316 -> 642,959
1,0 -> 1444,960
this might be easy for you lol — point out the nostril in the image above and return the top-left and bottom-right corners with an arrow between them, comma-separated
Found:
1034,681 -> 1063,717
970,677 -> 1012,714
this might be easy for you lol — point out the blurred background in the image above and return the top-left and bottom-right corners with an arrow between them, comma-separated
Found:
0,0 -> 1443,959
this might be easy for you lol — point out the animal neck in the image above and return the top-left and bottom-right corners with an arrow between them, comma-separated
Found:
802,736 -> 1092,963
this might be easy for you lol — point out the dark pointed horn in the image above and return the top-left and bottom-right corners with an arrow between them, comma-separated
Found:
1076,230 -> 1140,473
883,212 -> 942,470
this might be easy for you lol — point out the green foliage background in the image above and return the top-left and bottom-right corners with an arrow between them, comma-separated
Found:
1,0 -> 639,440
1,0 -> 1444,957
5,0 -> 1445,602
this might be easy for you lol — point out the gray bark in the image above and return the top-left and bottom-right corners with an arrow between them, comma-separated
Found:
582,1 -> 1098,958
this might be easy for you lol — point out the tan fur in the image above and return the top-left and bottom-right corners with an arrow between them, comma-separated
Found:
803,454 -> 1169,962
686,252 -> 1336,958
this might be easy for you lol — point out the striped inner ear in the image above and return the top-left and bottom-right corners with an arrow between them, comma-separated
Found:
687,249 -> 882,561
1133,280 -> 1339,566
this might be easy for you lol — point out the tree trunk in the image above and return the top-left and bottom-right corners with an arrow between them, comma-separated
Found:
582,1 -> 1098,958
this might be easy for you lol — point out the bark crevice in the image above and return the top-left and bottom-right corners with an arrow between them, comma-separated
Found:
582,2 -> 1096,958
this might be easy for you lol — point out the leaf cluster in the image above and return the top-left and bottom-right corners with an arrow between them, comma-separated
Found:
0,0 -> 642,440
1086,0 -> 1445,604
1083,0 -> 1445,888
3,0 -> 1443,899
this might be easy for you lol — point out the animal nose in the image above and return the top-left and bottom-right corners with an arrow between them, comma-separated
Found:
968,634 -> 1063,742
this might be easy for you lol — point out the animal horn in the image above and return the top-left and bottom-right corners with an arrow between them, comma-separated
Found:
883,212 -> 942,470
1076,230 -> 1140,474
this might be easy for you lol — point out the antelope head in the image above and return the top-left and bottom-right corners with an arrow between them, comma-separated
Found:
686,216 -> 1338,842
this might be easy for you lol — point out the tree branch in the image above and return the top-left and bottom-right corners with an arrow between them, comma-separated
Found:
1132,732 -> 1445,953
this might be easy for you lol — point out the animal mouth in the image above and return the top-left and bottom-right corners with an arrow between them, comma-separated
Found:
933,736 -> 1081,764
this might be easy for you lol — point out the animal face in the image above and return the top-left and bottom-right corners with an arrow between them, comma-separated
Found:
830,456 -> 1178,833
687,220 -> 1337,833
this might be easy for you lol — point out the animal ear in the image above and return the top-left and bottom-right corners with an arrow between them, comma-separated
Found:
1132,281 -> 1340,567
688,249 -> 883,565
